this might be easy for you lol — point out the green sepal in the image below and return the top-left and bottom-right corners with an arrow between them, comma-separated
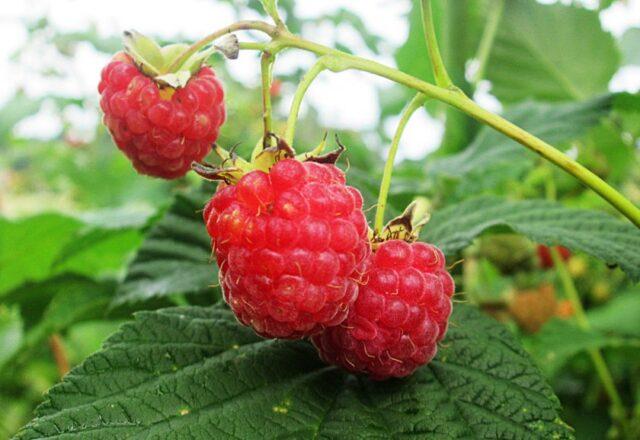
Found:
123,30 -> 163,76
160,44 -> 191,71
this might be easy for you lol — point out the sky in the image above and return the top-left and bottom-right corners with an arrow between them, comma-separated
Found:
0,0 -> 639,160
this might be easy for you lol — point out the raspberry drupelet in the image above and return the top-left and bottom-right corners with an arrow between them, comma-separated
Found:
203,158 -> 370,339
312,239 -> 454,380
98,53 -> 226,179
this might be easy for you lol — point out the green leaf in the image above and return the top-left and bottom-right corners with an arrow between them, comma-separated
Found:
587,289 -> 640,337
16,304 -> 572,439
486,0 -> 619,102
428,95 -> 612,181
525,319 -> 640,377
0,305 -> 23,369
1,276 -> 114,370
620,28 -> 640,66
52,228 -> 142,278
0,214 -> 83,295
0,213 -> 142,295
423,196 -> 640,281
111,187 -> 216,310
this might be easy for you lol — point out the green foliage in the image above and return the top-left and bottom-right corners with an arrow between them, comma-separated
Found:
0,305 -> 23,369
424,196 -> 640,281
0,214 -> 142,295
487,0 -> 620,102
525,318 -> 640,377
620,28 -> 640,66
15,305 -> 572,439
111,186 -> 216,310
3,1 -> 640,437
427,95 -> 612,183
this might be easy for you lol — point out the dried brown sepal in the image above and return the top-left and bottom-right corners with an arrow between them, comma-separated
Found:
373,198 -> 431,247
191,161 -> 244,184
303,135 -> 345,165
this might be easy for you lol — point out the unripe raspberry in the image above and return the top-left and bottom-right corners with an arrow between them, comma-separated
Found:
312,239 -> 454,380
537,244 -> 571,269
98,53 -> 225,179
204,159 -> 370,339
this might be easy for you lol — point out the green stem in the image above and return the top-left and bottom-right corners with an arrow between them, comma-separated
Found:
472,0 -> 505,85
168,20 -> 278,72
283,57 -> 330,145
374,94 -> 427,232
550,248 -> 627,425
181,21 -> 640,227
261,51 -> 276,143
239,41 -> 267,51
420,0 -> 453,87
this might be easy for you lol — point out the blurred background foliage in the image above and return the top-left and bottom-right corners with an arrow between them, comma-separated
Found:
1,0 -> 640,438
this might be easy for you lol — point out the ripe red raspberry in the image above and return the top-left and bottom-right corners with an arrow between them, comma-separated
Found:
537,244 -> 571,269
312,239 -> 454,380
98,53 -> 225,179
203,159 -> 370,339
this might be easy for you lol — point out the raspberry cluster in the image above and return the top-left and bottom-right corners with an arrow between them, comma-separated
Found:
312,240 -> 454,379
98,53 -> 226,179
203,159 -> 370,339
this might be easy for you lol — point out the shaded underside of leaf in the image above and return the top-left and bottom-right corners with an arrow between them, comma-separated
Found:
111,186 -> 216,310
423,196 -> 640,282
16,305 -> 572,439
428,95 -> 613,181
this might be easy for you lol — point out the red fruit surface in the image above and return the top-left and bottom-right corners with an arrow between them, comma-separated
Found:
203,159 -> 370,339
312,239 -> 454,380
537,245 -> 571,269
98,53 -> 226,179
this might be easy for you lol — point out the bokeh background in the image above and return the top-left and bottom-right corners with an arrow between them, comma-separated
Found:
1,0 -> 640,438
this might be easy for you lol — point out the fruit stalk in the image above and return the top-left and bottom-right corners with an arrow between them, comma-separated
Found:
550,248 -> 628,428
374,93 -> 427,233
261,51 -> 276,144
284,57 -> 330,144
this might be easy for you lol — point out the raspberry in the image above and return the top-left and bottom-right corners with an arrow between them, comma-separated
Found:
98,53 -> 225,179
203,159 -> 370,339
311,239 -> 454,380
537,244 -> 571,269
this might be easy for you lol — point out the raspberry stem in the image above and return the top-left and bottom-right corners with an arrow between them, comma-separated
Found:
420,0 -> 452,88
284,57 -> 330,145
550,247 -> 628,429
374,94 -> 427,233
261,51 -> 276,145
471,0 -> 505,85
168,21 -> 278,73
186,20 -> 640,227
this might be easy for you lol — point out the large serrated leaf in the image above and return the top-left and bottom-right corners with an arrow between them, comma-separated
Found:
486,0 -> 619,103
423,196 -> 640,281
16,304 -> 572,439
111,186 -> 216,310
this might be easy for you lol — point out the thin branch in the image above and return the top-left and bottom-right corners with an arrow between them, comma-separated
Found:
49,334 -> 69,378
374,94 -> 426,232
420,0 -> 453,87
284,57 -> 330,144
472,0 -> 505,85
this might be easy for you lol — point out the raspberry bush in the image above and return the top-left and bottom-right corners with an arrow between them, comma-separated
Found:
3,1 -> 640,439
